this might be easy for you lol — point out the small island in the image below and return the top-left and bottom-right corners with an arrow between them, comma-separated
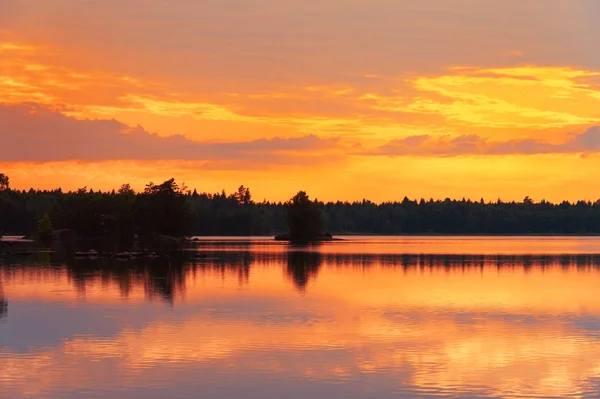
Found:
274,191 -> 337,243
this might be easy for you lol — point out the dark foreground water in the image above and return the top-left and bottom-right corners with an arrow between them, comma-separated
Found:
3,236 -> 600,398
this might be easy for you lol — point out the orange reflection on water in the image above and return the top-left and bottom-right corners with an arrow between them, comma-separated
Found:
3,243 -> 600,398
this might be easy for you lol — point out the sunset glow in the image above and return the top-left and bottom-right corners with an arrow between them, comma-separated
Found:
2,1 -> 600,201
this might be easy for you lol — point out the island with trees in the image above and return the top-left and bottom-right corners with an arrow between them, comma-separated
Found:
275,191 -> 334,243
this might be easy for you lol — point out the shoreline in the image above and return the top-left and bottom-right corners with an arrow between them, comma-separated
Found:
5,233 -> 600,245
328,232 -> 600,237
199,233 -> 600,238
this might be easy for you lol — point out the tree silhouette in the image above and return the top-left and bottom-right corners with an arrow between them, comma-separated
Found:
0,173 -> 9,191
231,185 -> 252,205
37,213 -> 53,241
118,183 -> 135,196
137,178 -> 195,237
285,191 -> 325,242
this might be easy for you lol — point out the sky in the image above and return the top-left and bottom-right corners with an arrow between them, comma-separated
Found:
2,0 -> 600,202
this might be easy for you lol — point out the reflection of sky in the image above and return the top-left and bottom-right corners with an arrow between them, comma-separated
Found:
3,242 -> 600,398
1,301 -> 162,353
190,236 -> 600,254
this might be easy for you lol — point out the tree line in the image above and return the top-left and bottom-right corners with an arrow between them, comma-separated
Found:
2,173 -> 600,239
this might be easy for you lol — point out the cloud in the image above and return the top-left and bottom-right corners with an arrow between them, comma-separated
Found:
0,103 -> 343,165
4,102 -> 600,167
4,0 -> 600,83
0,43 -> 36,53
3,37 -> 600,141
372,127 -> 600,156
369,66 -> 600,129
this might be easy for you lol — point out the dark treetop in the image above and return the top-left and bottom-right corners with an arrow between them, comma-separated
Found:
276,191 -> 331,242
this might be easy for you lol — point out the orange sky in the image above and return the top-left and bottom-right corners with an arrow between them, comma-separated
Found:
2,1 -> 600,201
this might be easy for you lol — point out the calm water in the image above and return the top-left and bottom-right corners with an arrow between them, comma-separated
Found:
3,236 -> 600,398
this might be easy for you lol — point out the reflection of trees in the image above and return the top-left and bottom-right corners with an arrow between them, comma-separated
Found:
0,278 -> 6,320
5,252 -> 600,304
285,250 -> 323,293
62,251 -> 255,304
66,257 -> 187,305
189,251 -> 252,286
142,262 -> 186,306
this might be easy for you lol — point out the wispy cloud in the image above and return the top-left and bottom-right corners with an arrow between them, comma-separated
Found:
369,67 -> 600,129
372,127 -> 600,157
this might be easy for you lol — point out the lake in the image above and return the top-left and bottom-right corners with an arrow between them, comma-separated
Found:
3,236 -> 600,398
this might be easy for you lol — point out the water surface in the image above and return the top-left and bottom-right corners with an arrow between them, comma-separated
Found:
2,236 -> 600,398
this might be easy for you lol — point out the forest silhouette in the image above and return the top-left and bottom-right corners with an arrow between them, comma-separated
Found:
2,174 -> 600,241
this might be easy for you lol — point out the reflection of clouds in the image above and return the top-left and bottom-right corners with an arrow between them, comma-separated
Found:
4,259 -> 600,397
400,322 -> 600,397
3,306 -> 600,398
62,328 -> 235,366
